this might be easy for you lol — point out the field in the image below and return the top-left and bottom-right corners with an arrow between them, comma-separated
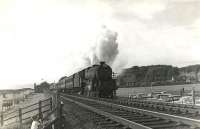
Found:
116,83 -> 200,97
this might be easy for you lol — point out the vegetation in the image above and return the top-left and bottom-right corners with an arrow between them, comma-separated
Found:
118,64 -> 200,87
34,81 -> 51,92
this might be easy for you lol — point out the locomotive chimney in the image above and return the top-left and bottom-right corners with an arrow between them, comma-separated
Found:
100,61 -> 105,65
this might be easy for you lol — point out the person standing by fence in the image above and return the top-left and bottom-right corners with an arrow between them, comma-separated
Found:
31,115 -> 42,129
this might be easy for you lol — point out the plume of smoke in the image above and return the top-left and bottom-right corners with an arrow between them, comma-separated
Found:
86,26 -> 119,66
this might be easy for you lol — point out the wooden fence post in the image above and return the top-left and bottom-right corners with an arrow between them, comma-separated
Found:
50,97 -> 53,111
59,101 -> 64,129
19,108 -> 22,128
1,112 -> 3,126
60,101 -> 64,117
38,101 -> 42,119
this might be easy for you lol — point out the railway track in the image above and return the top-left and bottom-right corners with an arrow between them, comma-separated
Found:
101,97 -> 200,119
60,93 -> 200,129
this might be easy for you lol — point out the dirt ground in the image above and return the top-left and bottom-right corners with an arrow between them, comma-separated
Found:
61,99 -> 102,129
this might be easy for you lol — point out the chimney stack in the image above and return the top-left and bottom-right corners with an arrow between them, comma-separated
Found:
100,61 -> 105,65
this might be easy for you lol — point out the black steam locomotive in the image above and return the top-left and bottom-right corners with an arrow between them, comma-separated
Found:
50,62 -> 117,98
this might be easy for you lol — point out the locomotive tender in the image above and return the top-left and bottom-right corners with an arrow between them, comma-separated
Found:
51,62 -> 117,98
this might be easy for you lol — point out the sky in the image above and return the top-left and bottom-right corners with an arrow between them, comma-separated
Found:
0,0 -> 200,89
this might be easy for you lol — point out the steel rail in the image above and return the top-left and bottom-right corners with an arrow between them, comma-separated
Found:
61,95 -> 152,129
62,94 -> 200,128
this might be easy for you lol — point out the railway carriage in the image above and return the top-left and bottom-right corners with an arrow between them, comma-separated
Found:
58,76 -> 67,92
65,75 -> 74,92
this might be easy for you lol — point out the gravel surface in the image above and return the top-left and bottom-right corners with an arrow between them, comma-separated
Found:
62,99 -> 102,129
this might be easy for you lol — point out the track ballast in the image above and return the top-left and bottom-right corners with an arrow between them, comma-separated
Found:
60,93 -> 200,129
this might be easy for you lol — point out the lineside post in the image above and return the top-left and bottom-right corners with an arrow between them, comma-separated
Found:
38,101 -> 42,119
50,97 -> 53,111
192,87 -> 196,105
60,101 -> 64,117
59,101 -> 64,129
19,108 -> 22,128
1,112 -> 3,126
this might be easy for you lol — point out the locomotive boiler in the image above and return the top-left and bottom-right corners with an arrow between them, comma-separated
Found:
53,62 -> 117,98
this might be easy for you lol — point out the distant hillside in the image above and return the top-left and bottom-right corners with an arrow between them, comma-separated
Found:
179,64 -> 200,83
0,83 -> 34,90
118,64 -> 200,87
14,83 -> 34,89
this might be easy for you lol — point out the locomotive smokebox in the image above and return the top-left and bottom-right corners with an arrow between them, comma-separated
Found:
100,61 -> 105,65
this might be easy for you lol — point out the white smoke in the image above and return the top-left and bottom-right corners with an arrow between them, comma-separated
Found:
86,26 -> 119,66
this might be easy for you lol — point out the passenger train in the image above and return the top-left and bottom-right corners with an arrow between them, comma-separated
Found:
50,62 -> 117,98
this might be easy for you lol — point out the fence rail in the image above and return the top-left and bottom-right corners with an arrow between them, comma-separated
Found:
0,97 -> 53,128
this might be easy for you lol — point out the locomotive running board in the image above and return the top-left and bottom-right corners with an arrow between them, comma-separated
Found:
60,95 -> 152,129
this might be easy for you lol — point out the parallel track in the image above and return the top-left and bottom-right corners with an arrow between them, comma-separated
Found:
60,93 -> 200,129
101,97 -> 200,119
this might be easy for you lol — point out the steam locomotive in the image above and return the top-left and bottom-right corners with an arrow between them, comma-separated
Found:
50,62 -> 117,98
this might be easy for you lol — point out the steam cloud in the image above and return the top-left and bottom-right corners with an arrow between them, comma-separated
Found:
85,26 -> 119,66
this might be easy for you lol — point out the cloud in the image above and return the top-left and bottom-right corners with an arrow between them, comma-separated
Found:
104,0 -> 200,28
152,0 -> 200,26
1,0 -> 200,88
107,0 -> 165,21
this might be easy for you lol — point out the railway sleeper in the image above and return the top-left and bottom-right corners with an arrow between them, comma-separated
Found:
125,101 -> 130,105
158,106 -> 166,111
148,121 -> 178,129
118,112 -> 144,116
177,104 -> 187,108
141,103 -> 147,108
119,114 -> 146,120
148,104 -> 154,109
129,102 -> 135,107
166,107 -> 174,112
180,108 -> 189,114
122,126 -> 132,129
153,122 -> 189,129
109,110 -> 129,115
185,105 -> 195,109
109,110 -> 126,113
167,109 -> 181,114
100,122 -> 124,127
129,117 -> 160,123
132,102 -> 139,107
187,109 -> 199,116
116,113 -> 141,117
143,103 -> 150,107
155,105 -> 165,111
142,119 -> 171,126
170,107 -> 182,114
100,125 -> 124,129
93,118 -> 111,124
123,115 -> 153,120
96,120 -> 117,125
132,102 -> 138,107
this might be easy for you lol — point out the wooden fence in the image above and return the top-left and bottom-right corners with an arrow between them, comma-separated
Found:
0,97 -> 53,128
